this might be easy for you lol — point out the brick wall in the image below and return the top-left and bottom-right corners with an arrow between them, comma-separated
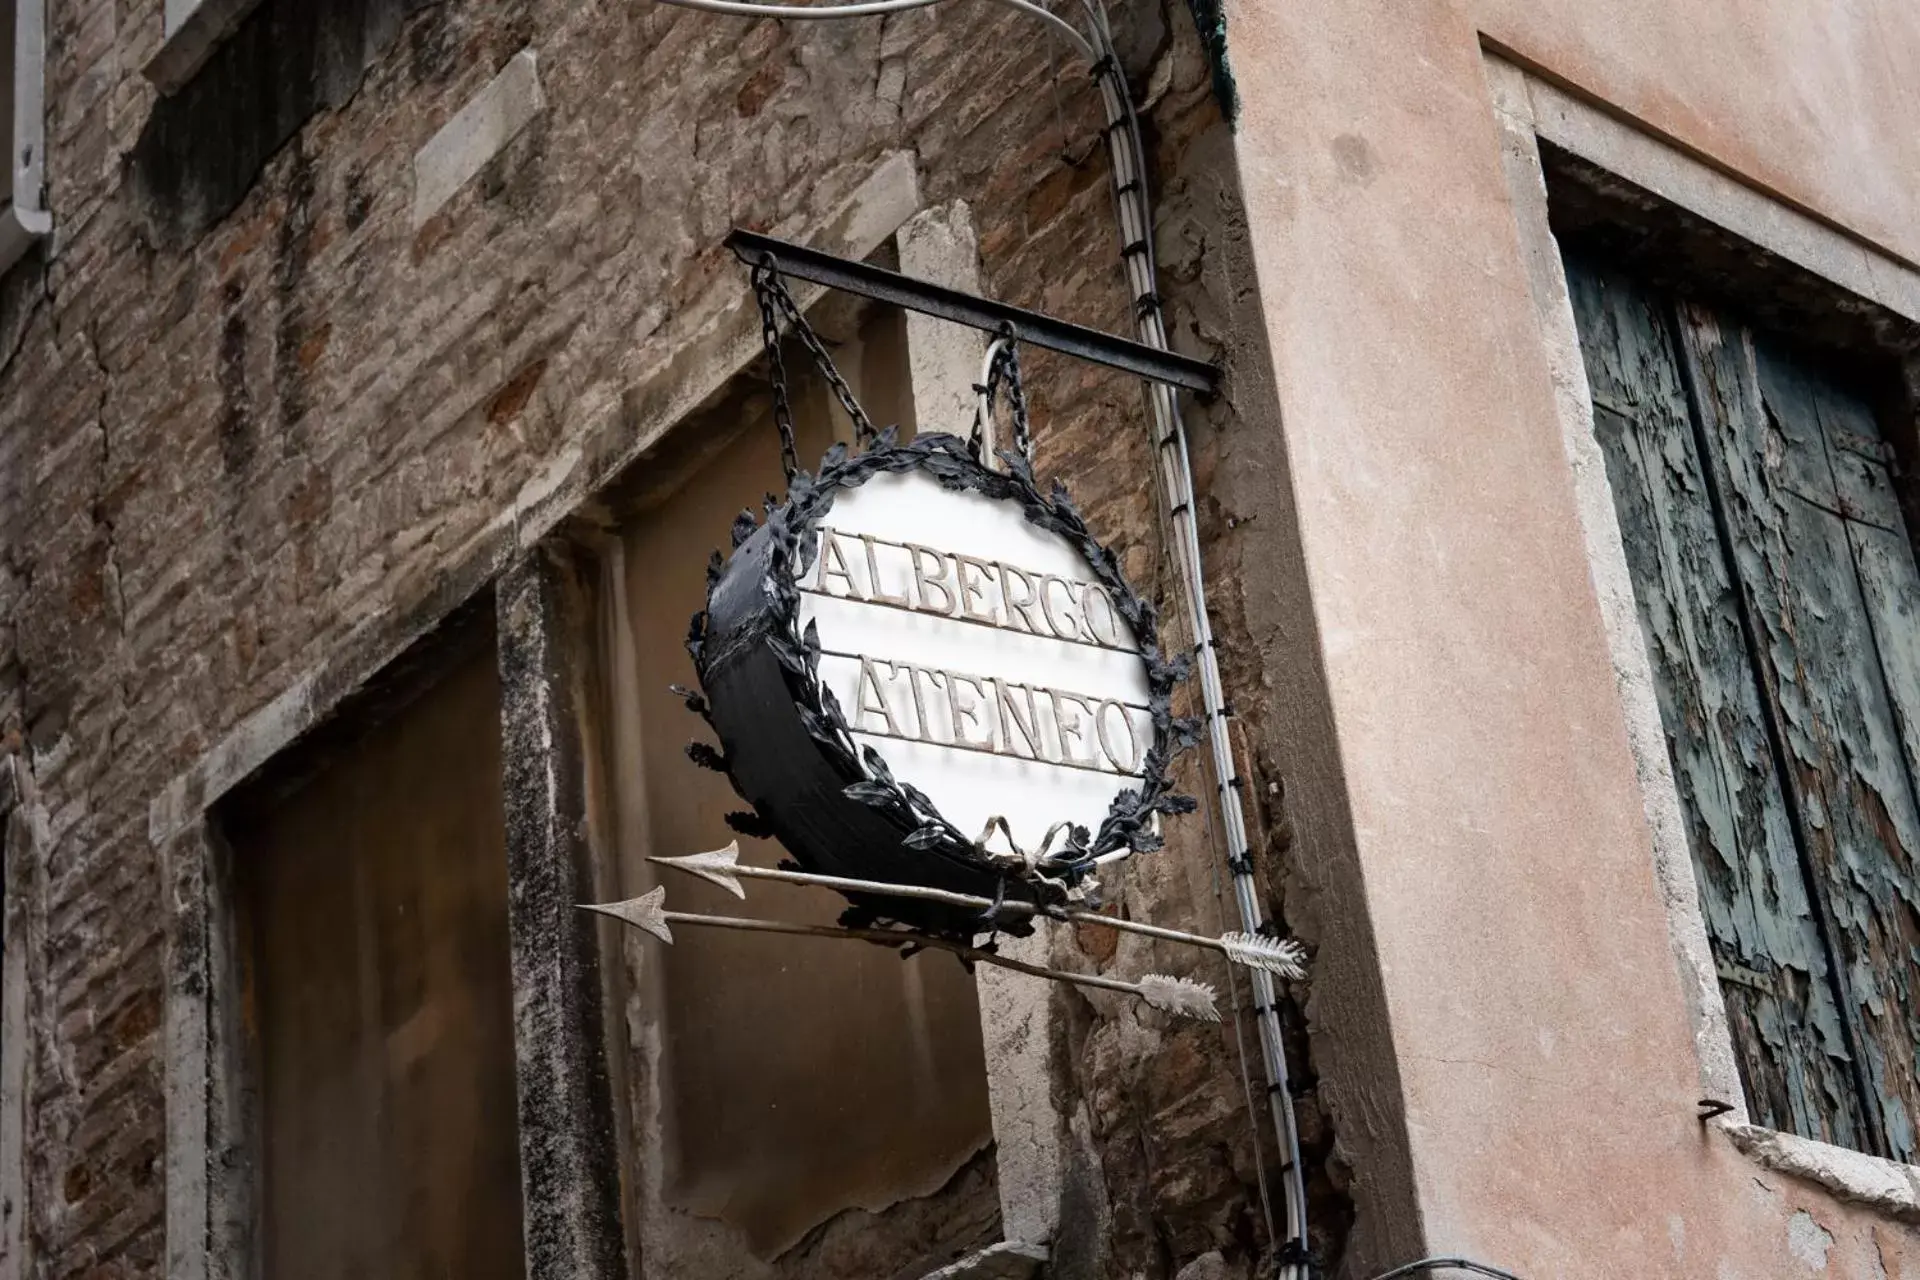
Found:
0,1 -> 1338,1276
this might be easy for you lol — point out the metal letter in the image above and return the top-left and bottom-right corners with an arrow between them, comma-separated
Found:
906,662 -> 944,740
860,533 -> 911,606
945,669 -> 992,748
815,532 -> 862,599
1048,688 -> 1096,767
855,656 -> 902,736
955,555 -> 1001,625
999,562 -> 1044,634
1080,582 -> 1124,649
908,543 -> 958,616
1095,699 -> 1142,774
993,678 -> 1043,760
1040,575 -> 1084,642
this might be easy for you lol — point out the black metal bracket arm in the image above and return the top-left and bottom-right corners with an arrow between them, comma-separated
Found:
727,228 -> 1220,396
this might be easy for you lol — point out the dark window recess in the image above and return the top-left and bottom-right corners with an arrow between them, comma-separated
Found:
129,0 -> 441,249
1566,255 -> 1920,1161
223,634 -> 527,1280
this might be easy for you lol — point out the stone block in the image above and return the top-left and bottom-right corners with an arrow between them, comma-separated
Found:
411,48 -> 544,228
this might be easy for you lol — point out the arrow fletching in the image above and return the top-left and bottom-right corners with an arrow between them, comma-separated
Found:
649,841 -> 747,898
1137,974 -> 1221,1022
1219,931 -> 1307,979
579,885 -> 675,943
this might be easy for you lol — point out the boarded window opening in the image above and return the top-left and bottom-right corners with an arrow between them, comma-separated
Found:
586,303 -> 1002,1277
1566,254 -> 1920,1161
222,626 -> 527,1280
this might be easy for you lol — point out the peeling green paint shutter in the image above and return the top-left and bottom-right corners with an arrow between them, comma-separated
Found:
1566,256 -> 1920,1160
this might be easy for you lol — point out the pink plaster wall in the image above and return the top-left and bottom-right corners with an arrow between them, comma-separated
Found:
1480,0 -> 1920,269
1222,0 -> 1920,1275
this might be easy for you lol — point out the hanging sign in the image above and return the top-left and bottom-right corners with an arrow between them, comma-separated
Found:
685,433 -> 1195,937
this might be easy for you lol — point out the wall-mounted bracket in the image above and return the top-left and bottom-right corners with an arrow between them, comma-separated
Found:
727,228 -> 1221,396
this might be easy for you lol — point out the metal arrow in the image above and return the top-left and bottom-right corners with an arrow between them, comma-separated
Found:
648,842 -> 1308,979
579,886 -> 1221,1022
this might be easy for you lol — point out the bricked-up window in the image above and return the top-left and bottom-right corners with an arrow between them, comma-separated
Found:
588,303 -> 1002,1275
1566,254 -> 1920,1162
222,631 -> 527,1280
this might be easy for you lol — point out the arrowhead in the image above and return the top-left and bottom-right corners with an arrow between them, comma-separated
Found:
648,841 -> 746,898
579,885 -> 674,943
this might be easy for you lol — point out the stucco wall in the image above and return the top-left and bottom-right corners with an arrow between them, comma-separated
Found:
1223,0 -> 1920,1275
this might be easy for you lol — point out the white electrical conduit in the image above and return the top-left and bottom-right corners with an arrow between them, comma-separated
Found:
973,336 -> 1011,460
654,0 -> 1311,1273
1076,8 -> 1311,1273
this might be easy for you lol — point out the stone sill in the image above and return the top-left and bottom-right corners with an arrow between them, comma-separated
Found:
142,0 -> 264,94
1724,1122 -> 1920,1224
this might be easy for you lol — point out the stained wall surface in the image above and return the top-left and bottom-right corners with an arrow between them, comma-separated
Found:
1222,0 -> 1920,1275
223,638 -> 524,1280
595,334 -> 1001,1278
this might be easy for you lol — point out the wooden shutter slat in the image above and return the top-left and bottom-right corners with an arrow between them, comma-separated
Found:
1565,259 -> 1871,1146
1677,310 -> 1920,1160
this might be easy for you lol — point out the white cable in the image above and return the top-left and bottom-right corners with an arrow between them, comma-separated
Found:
1080,11 -> 1312,1275
972,337 -> 1009,458
654,0 -> 1095,58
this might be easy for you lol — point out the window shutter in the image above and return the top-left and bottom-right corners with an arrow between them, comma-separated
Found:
1567,255 -> 1920,1160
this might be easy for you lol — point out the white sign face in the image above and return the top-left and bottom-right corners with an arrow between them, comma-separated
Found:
797,469 -> 1153,854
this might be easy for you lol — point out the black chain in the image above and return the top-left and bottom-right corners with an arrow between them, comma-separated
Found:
972,331 -> 1033,465
751,262 -> 801,481
750,257 -> 876,474
1000,338 -> 1032,463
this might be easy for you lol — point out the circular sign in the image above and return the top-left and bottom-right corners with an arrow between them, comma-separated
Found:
689,433 -> 1192,937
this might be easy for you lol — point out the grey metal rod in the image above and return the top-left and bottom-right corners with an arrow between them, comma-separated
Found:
647,849 -> 1307,976
727,229 -> 1220,395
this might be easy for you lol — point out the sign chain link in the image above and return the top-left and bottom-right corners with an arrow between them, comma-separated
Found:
971,332 -> 1034,466
751,262 -> 802,481
998,337 -> 1033,463
751,257 -> 877,471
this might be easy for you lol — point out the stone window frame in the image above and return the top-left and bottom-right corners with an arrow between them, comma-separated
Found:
1484,47 -> 1920,1220
152,151 -> 1076,1280
0,0 -> 50,275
